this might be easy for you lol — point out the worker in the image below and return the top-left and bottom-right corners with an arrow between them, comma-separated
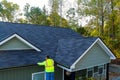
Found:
37,55 -> 54,80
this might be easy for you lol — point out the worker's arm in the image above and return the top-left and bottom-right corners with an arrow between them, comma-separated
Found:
37,61 -> 46,66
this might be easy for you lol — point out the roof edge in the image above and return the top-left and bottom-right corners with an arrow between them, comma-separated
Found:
0,34 -> 41,52
57,64 -> 72,72
97,38 -> 116,59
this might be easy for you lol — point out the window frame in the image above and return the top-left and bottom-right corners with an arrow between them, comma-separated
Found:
98,65 -> 104,75
32,71 -> 45,80
87,68 -> 94,78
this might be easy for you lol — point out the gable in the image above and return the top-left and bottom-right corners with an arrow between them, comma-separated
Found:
56,38 -> 116,72
70,38 -> 116,69
0,37 -> 32,50
72,43 -> 110,71
0,34 -> 41,51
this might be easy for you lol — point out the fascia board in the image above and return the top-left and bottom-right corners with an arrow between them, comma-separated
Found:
57,64 -> 72,72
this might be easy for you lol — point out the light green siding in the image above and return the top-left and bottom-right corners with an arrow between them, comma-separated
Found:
0,65 -> 63,80
0,65 -> 44,80
0,37 -> 32,50
55,65 -> 63,80
73,43 -> 110,71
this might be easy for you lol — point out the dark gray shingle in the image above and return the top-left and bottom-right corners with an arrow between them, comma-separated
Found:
0,22 -> 98,69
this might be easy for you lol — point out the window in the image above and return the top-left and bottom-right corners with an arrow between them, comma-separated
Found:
87,68 -> 93,78
32,72 -> 45,80
94,66 -> 98,73
98,65 -> 104,74
99,68 -> 103,74
75,69 -> 87,80
88,70 -> 93,78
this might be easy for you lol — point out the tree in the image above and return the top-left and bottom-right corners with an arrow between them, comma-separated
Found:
48,0 -> 59,26
48,0 -> 68,27
24,3 -> 47,25
66,8 -> 76,26
77,0 -> 111,36
0,0 -> 19,22
75,0 -> 120,58
47,12 -> 68,27
107,0 -> 120,38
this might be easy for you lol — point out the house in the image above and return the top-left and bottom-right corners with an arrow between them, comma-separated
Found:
0,22 -> 116,80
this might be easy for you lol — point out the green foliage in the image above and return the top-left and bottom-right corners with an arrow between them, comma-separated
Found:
90,29 -> 99,37
87,77 -> 95,80
49,0 -> 59,13
102,37 -> 120,58
23,3 -> 68,27
76,27 -> 90,36
80,0 -> 120,58
0,0 -> 19,22
24,3 -> 47,25
44,0 -> 68,27
48,12 -> 68,27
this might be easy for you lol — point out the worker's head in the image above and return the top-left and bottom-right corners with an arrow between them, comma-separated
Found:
46,55 -> 50,59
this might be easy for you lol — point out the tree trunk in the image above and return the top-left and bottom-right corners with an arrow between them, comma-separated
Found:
111,0 -> 115,38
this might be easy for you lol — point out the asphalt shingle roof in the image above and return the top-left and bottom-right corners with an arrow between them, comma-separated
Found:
0,22 -> 83,58
0,50 -> 45,69
0,22 -> 98,69
55,38 -> 97,68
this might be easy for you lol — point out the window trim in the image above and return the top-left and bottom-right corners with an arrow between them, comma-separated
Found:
32,71 -> 45,80
87,68 -> 94,78
98,65 -> 104,75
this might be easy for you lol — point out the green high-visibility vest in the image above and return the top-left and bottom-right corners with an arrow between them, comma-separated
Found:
37,59 -> 54,72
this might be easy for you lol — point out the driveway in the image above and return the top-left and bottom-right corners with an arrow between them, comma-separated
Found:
109,64 -> 120,80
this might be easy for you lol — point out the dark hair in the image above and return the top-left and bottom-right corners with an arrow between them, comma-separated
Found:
46,55 -> 50,58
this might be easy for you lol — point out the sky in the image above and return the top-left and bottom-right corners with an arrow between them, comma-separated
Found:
4,0 -> 78,12
4,0 -> 76,11
6,0 -> 49,10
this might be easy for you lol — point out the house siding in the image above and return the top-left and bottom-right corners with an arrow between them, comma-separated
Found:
55,65 -> 63,80
73,43 -> 110,71
0,37 -> 32,50
0,65 -> 63,80
0,65 -> 43,80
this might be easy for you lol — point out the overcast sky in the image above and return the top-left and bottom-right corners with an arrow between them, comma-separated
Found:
6,0 -> 49,10
2,0 -> 76,11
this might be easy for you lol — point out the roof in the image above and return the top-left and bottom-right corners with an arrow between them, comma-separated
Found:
0,22 -> 116,69
0,22 -> 82,58
55,37 -> 98,68
0,50 -> 45,69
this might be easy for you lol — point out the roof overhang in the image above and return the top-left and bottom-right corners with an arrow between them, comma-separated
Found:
0,34 -> 41,51
57,64 -> 72,72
